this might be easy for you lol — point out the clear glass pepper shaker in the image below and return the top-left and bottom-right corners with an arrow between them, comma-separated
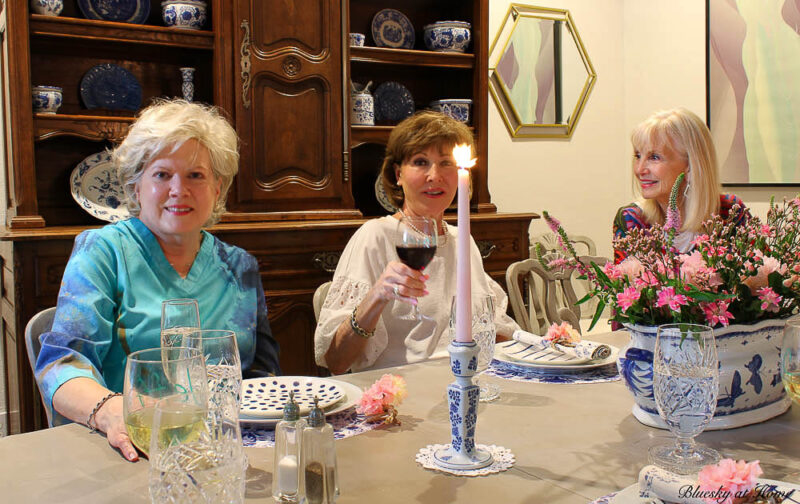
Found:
299,397 -> 338,504
273,391 -> 306,503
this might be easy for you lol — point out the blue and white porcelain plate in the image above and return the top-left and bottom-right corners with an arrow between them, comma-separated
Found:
70,151 -> 130,223
496,340 -> 618,370
373,81 -> 415,122
240,376 -> 347,418
240,380 -> 362,427
371,9 -> 415,49
77,0 -> 150,24
80,64 -> 142,111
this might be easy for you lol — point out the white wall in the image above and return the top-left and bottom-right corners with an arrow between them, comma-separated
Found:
489,0 -> 797,259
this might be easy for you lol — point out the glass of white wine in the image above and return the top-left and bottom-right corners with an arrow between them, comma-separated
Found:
123,347 -> 208,457
782,319 -> 800,405
161,299 -> 200,347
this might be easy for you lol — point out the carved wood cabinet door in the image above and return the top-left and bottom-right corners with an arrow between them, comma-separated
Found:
232,1 -> 355,216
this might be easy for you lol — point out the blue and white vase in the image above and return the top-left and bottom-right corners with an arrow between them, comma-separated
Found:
162,0 -> 207,30
350,91 -> 374,126
32,86 -> 63,114
619,319 -> 791,430
30,0 -> 63,16
180,67 -> 195,102
432,341 -> 493,471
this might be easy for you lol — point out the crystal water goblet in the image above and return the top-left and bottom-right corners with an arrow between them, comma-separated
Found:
782,319 -> 800,405
161,298 -> 200,347
450,295 -> 500,402
183,329 -> 243,417
649,323 -> 720,474
149,393 -> 246,504
395,216 -> 438,321
123,346 -> 208,457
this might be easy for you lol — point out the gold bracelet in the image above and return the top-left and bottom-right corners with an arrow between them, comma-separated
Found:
87,391 -> 122,433
350,306 -> 375,339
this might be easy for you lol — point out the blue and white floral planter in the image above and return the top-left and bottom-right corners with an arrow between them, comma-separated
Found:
433,341 -> 493,470
620,319 -> 792,430
162,0 -> 207,30
423,21 -> 472,53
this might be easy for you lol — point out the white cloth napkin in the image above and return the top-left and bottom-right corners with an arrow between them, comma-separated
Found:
637,465 -> 708,504
511,329 -> 612,360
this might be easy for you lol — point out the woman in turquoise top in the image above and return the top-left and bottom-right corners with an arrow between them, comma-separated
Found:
35,99 -> 280,461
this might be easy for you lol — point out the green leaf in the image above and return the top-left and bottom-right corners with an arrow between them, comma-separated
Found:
589,299 -> 606,331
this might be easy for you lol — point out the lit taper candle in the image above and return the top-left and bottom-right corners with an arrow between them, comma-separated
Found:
452,144 -> 476,343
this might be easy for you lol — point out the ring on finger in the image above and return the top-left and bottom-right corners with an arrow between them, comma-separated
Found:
393,284 -> 400,297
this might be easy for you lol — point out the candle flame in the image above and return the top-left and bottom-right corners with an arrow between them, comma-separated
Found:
452,144 -> 476,169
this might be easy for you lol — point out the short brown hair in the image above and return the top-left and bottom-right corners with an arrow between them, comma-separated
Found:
380,111 -> 475,209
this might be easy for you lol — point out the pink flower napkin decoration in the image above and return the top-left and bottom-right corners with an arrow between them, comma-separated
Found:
357,374 -> 407,425
544,321 -> 581,347
698,458 -> 763,504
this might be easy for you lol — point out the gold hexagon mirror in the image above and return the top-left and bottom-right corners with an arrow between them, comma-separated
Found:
489,5 -> 596,138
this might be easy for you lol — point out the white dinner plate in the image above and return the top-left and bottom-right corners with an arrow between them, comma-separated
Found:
495,340 -> 618,371
609,479 -> 800,503
240,376 -> 347,418
239,380 -> 363,427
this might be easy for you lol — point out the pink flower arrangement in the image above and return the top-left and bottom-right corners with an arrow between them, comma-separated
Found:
544,322 -> 581,345
357,374 -> 407,425
541,195 -> 800,329
697,458 -> 763,504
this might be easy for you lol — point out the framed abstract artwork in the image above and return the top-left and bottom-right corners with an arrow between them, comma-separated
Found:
707,0 -> 800,185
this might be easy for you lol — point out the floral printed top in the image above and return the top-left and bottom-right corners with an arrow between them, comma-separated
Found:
612,193 -> 748,263
35,218 -> 280,425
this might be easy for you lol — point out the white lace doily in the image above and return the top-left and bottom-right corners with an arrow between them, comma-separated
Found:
415,444 -> 515,477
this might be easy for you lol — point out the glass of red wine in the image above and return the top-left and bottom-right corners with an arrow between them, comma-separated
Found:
396,216 -> 438,321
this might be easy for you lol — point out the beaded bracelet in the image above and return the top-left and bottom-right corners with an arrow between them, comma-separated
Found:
350,306 -> 375,339
87,391 -> 122,433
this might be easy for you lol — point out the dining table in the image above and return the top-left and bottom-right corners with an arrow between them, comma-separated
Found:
1,331 -> 799,503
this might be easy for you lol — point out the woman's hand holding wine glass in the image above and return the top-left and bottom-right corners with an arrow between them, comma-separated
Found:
395,216 -> 438,321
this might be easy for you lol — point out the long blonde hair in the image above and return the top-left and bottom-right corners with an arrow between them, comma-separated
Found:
630,108 -> 721,232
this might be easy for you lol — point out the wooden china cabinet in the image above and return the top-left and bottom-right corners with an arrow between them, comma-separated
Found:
0,0 -> 535,433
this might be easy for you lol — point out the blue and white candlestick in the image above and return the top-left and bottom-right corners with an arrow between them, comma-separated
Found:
433,340 -> 493,470
180,67 -> 195,102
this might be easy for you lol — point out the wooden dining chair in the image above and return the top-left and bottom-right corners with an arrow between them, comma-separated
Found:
24,307 -> 57,427
313,281 -> 333,322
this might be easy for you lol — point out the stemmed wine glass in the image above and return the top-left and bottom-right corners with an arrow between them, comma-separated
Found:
161,299 -> 201,348
395,216 -> 438,321
450,295 -> 500,402
649,323 -> 720,474
123,347 -> 208,457
782,319 -> 800,405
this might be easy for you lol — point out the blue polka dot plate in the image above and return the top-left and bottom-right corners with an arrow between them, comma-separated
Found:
240,376 -> 348,418
371,8 -> 415,49
240,379 -> 363,426
70,151 -> 130,223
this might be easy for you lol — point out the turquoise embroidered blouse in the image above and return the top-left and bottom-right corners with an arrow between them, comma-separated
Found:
35,218 -> 280,425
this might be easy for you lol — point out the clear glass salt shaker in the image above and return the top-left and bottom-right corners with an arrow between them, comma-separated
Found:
299,397 -> 338,504
273,391 -> 306,503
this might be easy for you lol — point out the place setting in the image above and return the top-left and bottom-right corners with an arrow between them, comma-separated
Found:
485,321 -> 620,384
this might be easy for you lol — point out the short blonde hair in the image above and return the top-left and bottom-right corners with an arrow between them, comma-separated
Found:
113,99 -> 239,225
380,111 -> 475,209
630,108 -> 721,231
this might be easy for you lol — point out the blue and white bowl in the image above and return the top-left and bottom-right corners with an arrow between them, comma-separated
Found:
30,0 -> 63,16
32,86 -> 63,114
162,0 -> 207,30
430,99 -> 472,124
423,21 -> 472,53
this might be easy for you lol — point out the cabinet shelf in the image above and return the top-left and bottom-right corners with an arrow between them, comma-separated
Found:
29,15 -> 214,50
350,124 -> 473,147
34,114 -> 134,143
349,46 -> 474,68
